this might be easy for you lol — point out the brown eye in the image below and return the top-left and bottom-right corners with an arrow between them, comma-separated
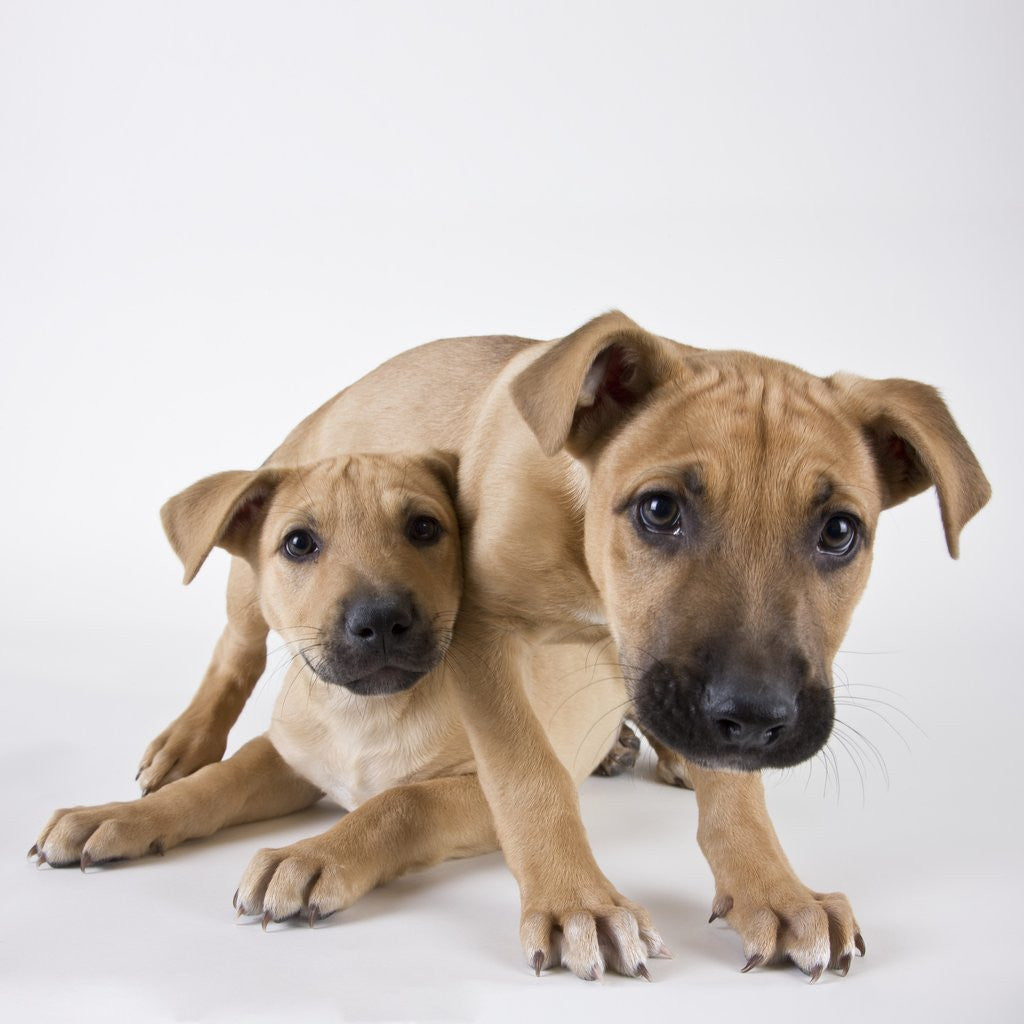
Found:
407,515 -> 442,546
637,492 -> 682,534
282,529 -> 319,561
818,515 -> 858,557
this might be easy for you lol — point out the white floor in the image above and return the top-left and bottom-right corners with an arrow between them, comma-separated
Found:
4,595 -> 1021,1023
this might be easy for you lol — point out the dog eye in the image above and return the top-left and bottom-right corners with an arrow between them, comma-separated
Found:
282,529 -> 320,561
818,515 -> 858,557
406,515 -> 442,546
636,492 -> 682,534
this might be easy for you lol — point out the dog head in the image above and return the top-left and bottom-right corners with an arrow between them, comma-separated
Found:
513,312 -> 990,771
161,452 -> 461,696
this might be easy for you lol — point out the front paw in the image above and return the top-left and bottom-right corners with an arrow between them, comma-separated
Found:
137,715 -> 227,793
709,879 -> 864,981
520,885 -> 668,981
234,837 -> 374,927
32,802 -> 172,868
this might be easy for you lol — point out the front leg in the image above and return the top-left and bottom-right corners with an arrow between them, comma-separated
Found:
236,773 -> 497,925
138,558 -> 268,792
34,736 -> 321,867
688,761 -> 864,981
447,616 -> 665,980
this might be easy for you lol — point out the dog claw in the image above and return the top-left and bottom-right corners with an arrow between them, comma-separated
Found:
232,888 -> 239,910
709,895 -> 733,923
636,962 -> 651,982
531,950 -> 544,977
261,911 -> 274,931
36,851 -> 47,867
854,933 -> 866,957
27,844 -> 38,858
308,905 -> 320,928
808,964 -> 824,984
741,954 -> 765,974
837,952 -> 852,977
80,851 -> 93,872
149,839 -> 165,857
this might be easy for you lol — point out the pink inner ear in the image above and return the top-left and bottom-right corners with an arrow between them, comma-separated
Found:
226,490 -> 271,543
883,432 -> 926,489
601,345 -> 640,407
887,435 -> 907,462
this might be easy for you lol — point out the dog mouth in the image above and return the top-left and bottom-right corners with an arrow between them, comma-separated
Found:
629,659 -> 835,771
301,651 -> 438,696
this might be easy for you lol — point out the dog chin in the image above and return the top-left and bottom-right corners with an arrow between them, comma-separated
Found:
301,651 -> 437,696
341,666 -> 428,696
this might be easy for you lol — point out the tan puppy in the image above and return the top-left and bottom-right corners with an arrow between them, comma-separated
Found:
33,453 -> 635,959
138,312 -> 989,981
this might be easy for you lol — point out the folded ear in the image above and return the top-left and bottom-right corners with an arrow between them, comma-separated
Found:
830,373 -> 991,558
510,310 -> 679,458
160,468 -> 285,584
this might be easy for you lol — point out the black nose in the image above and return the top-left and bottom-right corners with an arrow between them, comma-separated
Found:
344,596 -> 414,649
703,685 -> 797,750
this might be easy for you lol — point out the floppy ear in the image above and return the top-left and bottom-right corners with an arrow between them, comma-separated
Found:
510,310 -> 679,458
160,468 -> 285,584
830,373 -> 991,558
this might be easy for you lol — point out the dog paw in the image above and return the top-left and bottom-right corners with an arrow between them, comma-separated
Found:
520,888 -> 669,980
709,882 -> 863,980
32,802 -> 172,868
592,721 -> 642,777
653,748 -> 693,790
234,838 -> 374,926
137,715 -> 227,793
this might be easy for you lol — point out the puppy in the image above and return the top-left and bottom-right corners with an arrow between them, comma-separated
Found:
126,312 -> 991,981
33,452 -> 634,952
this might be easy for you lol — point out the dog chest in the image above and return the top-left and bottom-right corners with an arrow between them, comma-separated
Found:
267,671 -> 445,810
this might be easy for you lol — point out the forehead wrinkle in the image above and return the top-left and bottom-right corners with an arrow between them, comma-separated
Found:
690,369 -> 855,534
616,357 -> 866,519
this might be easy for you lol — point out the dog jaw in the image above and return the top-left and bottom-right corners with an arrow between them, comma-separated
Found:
301,649 -> 442,697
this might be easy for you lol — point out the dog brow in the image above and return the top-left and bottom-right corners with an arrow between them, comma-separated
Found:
278,503 -> 321,530
812,478 -> 834,507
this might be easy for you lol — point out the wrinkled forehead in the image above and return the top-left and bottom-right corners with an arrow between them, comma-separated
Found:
265,456 -> 457,536
602,354 -> 882,517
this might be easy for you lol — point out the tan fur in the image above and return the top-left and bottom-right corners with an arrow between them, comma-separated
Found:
35,453 -> 632,957
36,311 -> 990,982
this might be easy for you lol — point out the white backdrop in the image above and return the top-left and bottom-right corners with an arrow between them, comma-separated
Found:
1,3 -> 1021,1021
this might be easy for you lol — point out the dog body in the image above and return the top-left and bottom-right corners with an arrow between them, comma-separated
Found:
251,313 -> 987,978
43,312 -> 989,982
268,638 -> 620,811
35,452 -> 631,927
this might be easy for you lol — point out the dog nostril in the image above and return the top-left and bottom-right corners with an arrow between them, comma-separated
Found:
355,626 -> 375,640
391,621 -> 409,637
764,725 -> 785,745
717,719 -> 742,741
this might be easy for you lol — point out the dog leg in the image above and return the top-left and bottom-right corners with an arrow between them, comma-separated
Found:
642,732 -> 694,790
688,762 -> 863,981
138,558 -> 268,792
592,720 -> 642,777
236,773 -> 497,924
35,736 -> 321,868
446,613 -> 665,980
